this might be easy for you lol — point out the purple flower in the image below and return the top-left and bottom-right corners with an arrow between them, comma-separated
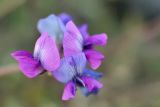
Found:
63,21 -> 108,70
52,53 -> 103,100
11,13 -> 106,101
11,32 -> 60,78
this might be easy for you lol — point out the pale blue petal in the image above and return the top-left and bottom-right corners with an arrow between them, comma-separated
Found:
37,14 -> 65,44
52,53 -> 86,83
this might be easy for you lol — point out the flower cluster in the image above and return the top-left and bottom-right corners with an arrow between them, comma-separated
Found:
11,13 -> 108,100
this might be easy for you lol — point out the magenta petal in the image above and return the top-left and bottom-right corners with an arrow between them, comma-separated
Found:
85,33 -> 108,46
11,50 -> 33,61
63,21 -> 83,57
81,76 -> 103,92
34,32 -> 60,71
62,81 -> 76,101
11,51 -> 43,78
84,50 -> 104,70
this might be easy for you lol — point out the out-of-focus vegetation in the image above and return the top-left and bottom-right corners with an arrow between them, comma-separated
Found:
0,0 -> 160,107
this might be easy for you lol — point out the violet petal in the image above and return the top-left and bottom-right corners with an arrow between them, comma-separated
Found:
81,76 -> 103,92
79,24 -> 89,40
85,33 -> 108,46
58,13 -> 72,25
84,49 -> 104,69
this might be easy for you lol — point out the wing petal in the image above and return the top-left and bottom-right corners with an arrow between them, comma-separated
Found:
11,50 -> 43,78
84,50 -> 104,69
81,76 -> 103,92
85,33 -> 108,46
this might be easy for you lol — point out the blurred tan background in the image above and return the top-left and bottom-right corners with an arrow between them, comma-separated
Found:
0,0 -> 160,107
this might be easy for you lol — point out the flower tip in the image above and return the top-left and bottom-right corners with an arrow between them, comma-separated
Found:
103,33 -> 108,45
10,51 -> 21,60
98,82 -> 103,89
62,91 -> 75,101
99,33 -> 108,46
25,74 -> 36,79
59,12 -> 71,17
62,96 -> 74,101
91,62 -> 102,70
10,52 -> 15,57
